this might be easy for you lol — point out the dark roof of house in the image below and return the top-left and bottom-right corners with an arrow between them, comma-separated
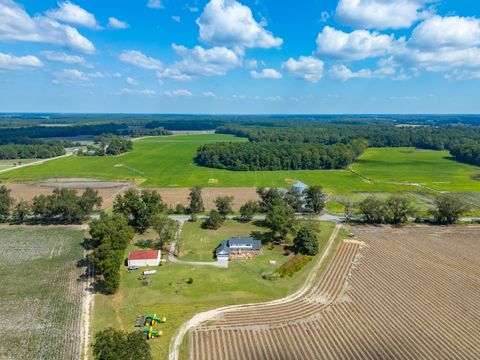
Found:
227,237 -> 262,251
215,240 -> 230,256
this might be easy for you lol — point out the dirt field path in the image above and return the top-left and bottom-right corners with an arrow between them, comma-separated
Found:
168,224 -> 342,360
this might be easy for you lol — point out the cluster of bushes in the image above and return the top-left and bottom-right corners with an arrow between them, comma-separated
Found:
350,194 -> 469,225
0,143 -> 66,159
93,327 -> 152,360
80,134 -> 133,156
274,254 -> 313,278
195,142 -> 363,171
0,185 -> 102,224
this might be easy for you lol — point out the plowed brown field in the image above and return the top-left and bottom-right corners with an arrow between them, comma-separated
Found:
190,226 -> 480,360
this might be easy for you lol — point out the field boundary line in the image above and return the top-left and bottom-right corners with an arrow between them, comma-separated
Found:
168,223 -> 342,360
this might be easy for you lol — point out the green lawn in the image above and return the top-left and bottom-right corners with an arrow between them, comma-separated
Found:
0,135 -> 478,196
0,226 -> 85,359
178,220 -> 266,262
93,221 -> 339,360
351,147 -> 480,192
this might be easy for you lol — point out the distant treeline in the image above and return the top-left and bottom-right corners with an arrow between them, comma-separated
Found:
0,144 -> 65,159
2,114 -> 480,128
195,124 -> 480,171
217,124 -> 480,150
195,140 -> 368,171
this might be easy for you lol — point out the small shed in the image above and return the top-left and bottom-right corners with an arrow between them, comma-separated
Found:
293,181 -> 308,193
127,250 -> 161,267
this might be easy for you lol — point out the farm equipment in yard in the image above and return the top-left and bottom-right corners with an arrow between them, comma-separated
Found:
143,326 -> 162,339
144,313 -> 167,326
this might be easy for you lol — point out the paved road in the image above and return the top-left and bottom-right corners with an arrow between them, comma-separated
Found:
0,152 -> 74,175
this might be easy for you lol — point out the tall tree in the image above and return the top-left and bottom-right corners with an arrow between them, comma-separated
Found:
294,227 -> 319,256
79,188 -> 103,215
239,200 -> 260,221
430,194 -> 469,225
0,185 -> 13,222
13,199 -> 30,223
151,214 -> 179,250
188,186 -> 205,214
202,210 -> 224,230
284,187 -> 305,212
215,196 -> 234,217
257,187 -> 283,213
304,186 -> 327,214
359,196 -> 385,224
385,195 -> 414,224
265,200 -> 297,242
113,189 -> 165,233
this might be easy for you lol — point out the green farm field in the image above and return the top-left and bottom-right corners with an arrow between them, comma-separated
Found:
0,226 -> 85,359
93,221 -> 339,360
1,134 -> 479,195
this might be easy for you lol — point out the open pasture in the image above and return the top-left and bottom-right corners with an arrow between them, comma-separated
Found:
189,225 -> 480,360
0,135 -> 478,198
0,226 -> 85,359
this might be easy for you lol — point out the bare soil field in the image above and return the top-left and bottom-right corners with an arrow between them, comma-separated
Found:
155,188 -> 259,211
0,226 -> 86,359
5,182 -> 131,209
189,226 -> 480,360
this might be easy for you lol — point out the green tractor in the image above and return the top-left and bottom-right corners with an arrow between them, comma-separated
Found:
143,326 -> 163,339
144,313 -> 167,326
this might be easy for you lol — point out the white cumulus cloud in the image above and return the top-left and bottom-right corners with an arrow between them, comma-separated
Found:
282,56 -> 324,83
41,51 -> 86,64
158,44 -> 241,81
336,0 -> 434,30
147,0 -> 164,10
119,50 -> 163,70
196,0 -> 283,51
250,68 -> 282,79
316,26 -> 396,61
409,16 -> 480,50
126,77 -> 139,85
46,1 -> 99,29
0,52 -> 43,70
108,17 -> 129,29
0,0 -> 95,54
329,64 -> 395,81
164,89 -> 193,97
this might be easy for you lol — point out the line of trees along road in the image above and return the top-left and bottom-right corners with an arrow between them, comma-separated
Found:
0,143 -> 65,159
0,186 -> 102,224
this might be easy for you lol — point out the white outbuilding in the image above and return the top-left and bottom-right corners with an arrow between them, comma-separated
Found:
127,250 -> 161,267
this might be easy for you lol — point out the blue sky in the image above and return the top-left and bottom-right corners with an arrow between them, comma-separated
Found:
0,0 -> 480,114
